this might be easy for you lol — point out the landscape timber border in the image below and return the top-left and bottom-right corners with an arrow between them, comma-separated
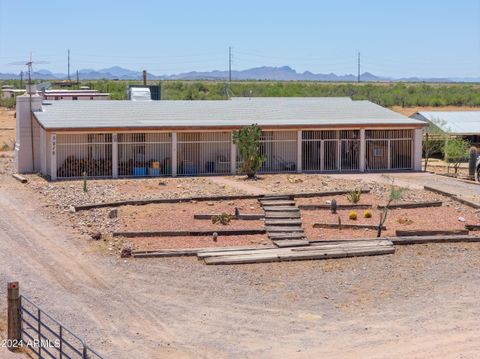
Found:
313,223 -> 386,230
73,189 -> 371,212
130,234 -> 480,259
112,228 -> 267,238
395,229 -> 469,237
424,186 -> 480,209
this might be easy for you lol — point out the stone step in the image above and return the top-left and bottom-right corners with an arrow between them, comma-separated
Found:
262,206 -> 300,212
261,195 -> 293,201
259,200 -> 296,207
265,219 -> 302,226
266,226 -> 305,233
268,232 -> 306,240
265,212 -> 301,219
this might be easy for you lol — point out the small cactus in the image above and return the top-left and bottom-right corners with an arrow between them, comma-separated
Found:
330,199 -> 337,214
347,188 -> 362,204
82,171 -> 88,193
364,210 -> 372,218
348,211 -> 357,220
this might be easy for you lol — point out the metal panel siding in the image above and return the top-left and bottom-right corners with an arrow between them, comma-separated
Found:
34,98 -> 426,130
415,111 -> 480,134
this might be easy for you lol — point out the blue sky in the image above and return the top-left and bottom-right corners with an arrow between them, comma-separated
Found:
1,0 -> 479,78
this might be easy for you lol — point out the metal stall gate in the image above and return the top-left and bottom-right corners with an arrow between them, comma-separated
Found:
177,132 -> 231,175
365,130 -> 413,171
302,130 -> 360,172
258,131 -> 297,173
56,134 -> 112,178
118,132 -> 172,177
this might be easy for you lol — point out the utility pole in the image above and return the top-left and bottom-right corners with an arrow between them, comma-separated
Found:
228,46 -> 232,82
67,49 -> 71,82
357,52 -> 361,83
76,69 -> 79,84
20,71 -> 23,88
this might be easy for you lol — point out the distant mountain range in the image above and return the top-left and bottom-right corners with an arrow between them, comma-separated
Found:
0,65 -> 479,83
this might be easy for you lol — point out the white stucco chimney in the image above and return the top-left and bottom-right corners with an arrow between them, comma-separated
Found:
15,91 -> 43,173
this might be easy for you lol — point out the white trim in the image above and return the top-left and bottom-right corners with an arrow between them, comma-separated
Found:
413,128 -> 423,171
50,133 -> 57,180
230,132 -> 237,175
171,132 -> 177,177
112,133 -> 118,178
296,130 -> 302,173
359,129 -> 366,172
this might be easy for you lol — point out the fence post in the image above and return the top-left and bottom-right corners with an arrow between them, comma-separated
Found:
7,282 -> 21,351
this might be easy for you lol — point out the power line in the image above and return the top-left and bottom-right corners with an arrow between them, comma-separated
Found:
229,46 -> 232,82
67,49 -> 71,81
357,52 -> 361,83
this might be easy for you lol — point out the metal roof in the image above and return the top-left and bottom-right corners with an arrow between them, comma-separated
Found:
34,97 -> 426,130
413,111 -> 480,135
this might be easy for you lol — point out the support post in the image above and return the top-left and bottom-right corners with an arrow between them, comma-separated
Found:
336,131 -> 341,171
359,129 -> 366,172
413,128 -> 423,171
112,133 -> 118,178
387,139 -> 392,170
320,141 -> 325,172
50,133 -> 57,180
7,282 -> 21,351
230,132 -> 237,175
171,132 -> 177,177
296,130 -> 302,173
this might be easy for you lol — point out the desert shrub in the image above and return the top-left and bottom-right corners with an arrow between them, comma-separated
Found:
398,217 -> 413,225
364,210 -> 372,218
347,188 -> 362,203
212,213 -> 234,225
348,211 -> 357,220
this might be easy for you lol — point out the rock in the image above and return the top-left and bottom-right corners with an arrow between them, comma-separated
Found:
213,232 -> 218,242
68,205 -> 76,213
207,202 -> 214,206
120,245 -> 132,258
90,232 -> 102,240
458,216 -> 466,222
109,208 -> 118,219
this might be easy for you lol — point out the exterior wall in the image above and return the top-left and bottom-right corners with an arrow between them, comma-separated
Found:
42,127 -> 421,180
15,94 -> 43,173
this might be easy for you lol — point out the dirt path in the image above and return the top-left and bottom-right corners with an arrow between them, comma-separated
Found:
209,176 -> 267,195
1,172 -> 480,358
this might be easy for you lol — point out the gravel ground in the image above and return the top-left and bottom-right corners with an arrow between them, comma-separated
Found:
130,234 -> 270,250
298,190 -> 480,240
2,155 -> 480,358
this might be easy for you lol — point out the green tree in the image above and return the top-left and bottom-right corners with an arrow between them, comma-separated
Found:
423,118 -> 447,171
444,137 -> 470,174
377,177 -> 407,238
233,124 -> 266,179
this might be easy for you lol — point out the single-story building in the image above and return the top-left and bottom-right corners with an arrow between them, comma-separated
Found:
15,93 -> 426,180
41,89 -> 110,101
2,88 -> 26,99
411,111 -> 480,145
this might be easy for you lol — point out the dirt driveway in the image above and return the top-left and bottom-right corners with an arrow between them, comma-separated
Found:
1,170 -> 480,358
328,172 -> 480,204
